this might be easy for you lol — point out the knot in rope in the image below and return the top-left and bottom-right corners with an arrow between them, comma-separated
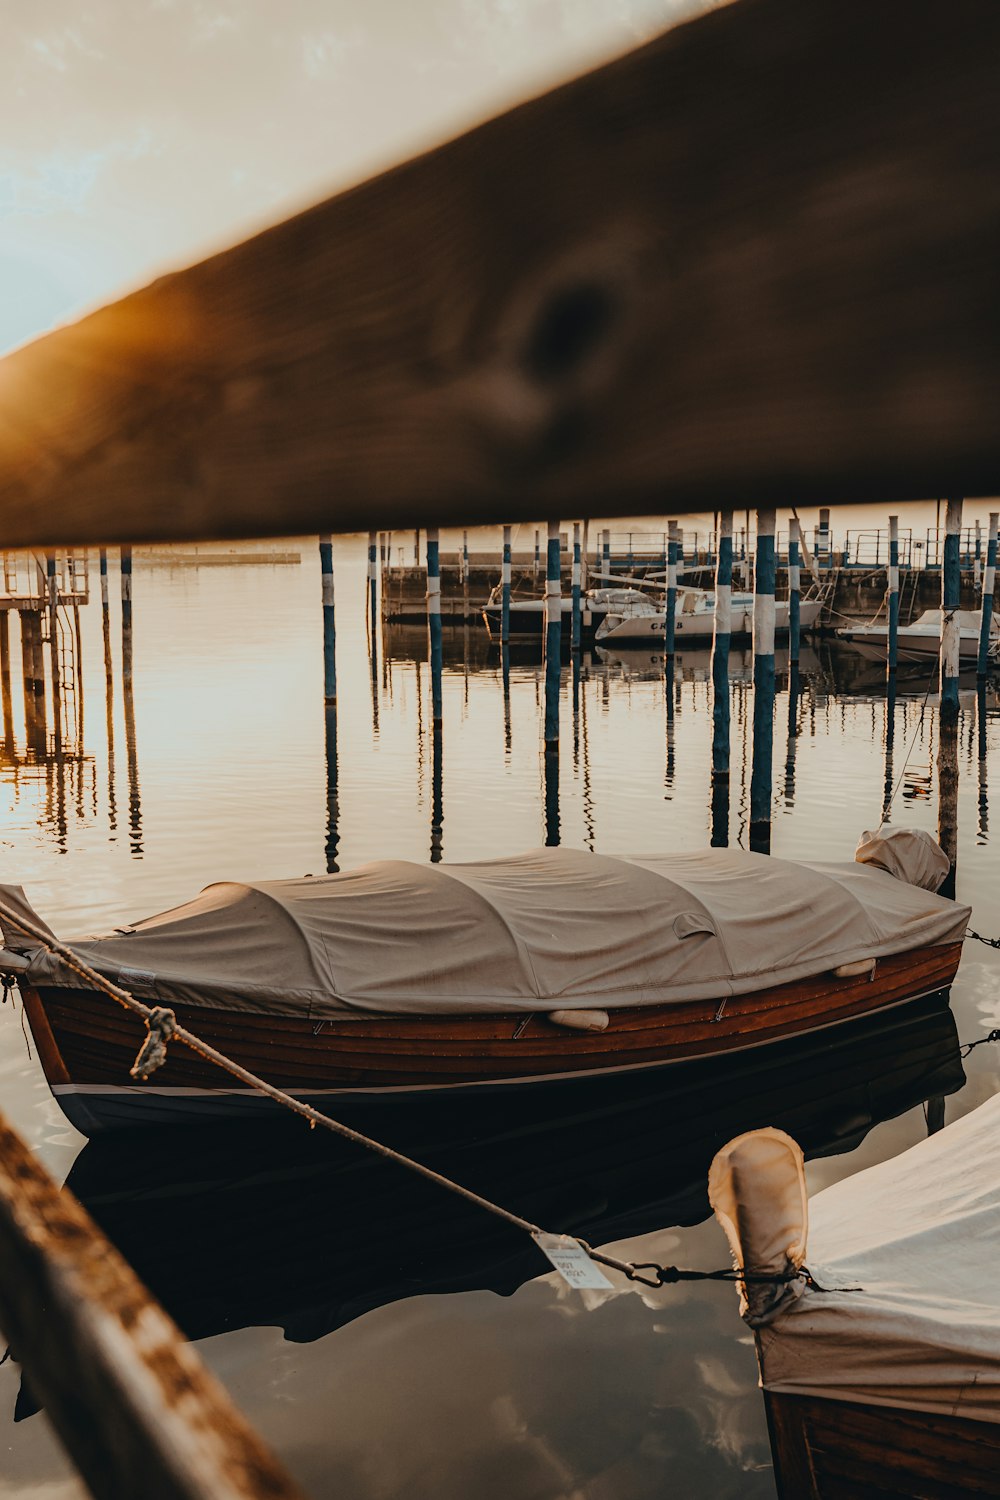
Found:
130,1006 -> 177,1081
601,1259 -> 853,1292
967,928 -> 1000,950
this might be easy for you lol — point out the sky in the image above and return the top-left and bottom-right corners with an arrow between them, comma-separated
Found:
0,0 -> 709,355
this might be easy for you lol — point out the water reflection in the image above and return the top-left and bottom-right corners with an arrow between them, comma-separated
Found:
122,610 -> 143,857
5,542 -> 1000,1500
18,995 -> 959,1416
324,702 -> 340,874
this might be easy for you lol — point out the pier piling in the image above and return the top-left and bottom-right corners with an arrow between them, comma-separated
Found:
978,511 -> 997,680
46,554 -> 61,748
120,545 -> 132,636
818,507 -> 832,569
750,507 -> 777,853
571,523 -> 582,651
710,509 -> 734,849
887,515 -> 900,678
319,535 -> 337,704
787,517 -> 801,666
20,612 -> 45,755
940,498 -> 963,722
711,511 -> 733,795
501,525 -> 512,644
426,527 -> 443,726
665,521 -> 679,659
0,614 -> 11,749
367,529 -> 378,629
544,519 -> 561,749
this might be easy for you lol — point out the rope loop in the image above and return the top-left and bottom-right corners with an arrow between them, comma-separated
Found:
130,1006 -> 177,1081
960,1027 -> 1000,1059
967,928 -> 1000,950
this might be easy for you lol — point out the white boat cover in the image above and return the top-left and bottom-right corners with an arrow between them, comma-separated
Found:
709,1094 -> 1000,1424
840,609 -> 1000,638
0,836 -> 968,1017
907,608 -> 999,634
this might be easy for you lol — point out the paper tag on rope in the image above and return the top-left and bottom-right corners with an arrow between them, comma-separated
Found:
532,1232 -> 613,1290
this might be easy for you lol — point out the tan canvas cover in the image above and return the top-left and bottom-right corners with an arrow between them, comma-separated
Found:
713,1095 -> 1000,1424
709,1127 -> 809,1326
1,846 -> 969,1018
854,827 -> 950,891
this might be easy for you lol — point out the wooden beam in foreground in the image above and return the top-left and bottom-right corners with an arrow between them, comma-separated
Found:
0,1111 -> 305,1500
1,0 -> 999,547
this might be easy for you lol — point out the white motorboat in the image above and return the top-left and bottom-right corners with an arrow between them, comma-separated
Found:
481,585 -> 649,641
594,588 -> 823,645
837,607 -> 1000,662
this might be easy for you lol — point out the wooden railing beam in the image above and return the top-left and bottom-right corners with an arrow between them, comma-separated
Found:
0,0 -> 998,545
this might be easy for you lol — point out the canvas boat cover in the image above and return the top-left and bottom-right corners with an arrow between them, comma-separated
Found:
710,1093 -> 1000,1424
0,835 -> 968,1018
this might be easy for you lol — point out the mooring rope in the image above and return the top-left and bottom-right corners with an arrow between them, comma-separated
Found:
0,893 -> 838,1295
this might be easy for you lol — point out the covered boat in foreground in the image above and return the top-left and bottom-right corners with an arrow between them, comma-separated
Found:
710,1090 -> 1000,1497
0,829 -> 968,1134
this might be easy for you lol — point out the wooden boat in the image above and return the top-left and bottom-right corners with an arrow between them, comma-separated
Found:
709,1089 -> 1000,1498
0,832 -> 968,1134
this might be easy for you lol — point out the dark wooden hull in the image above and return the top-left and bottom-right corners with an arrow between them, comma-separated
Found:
21,941 -> 963,1132
766,1391 -> 1000,1498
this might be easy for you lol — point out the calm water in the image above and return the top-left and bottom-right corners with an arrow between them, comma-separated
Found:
2,529 -> 1000,1499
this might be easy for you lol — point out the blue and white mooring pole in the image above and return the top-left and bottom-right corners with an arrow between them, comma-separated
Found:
787,517 -> 801,666
887,515 -> 900,678
571,523 -> 582,651
120,545 -> 133,633
501,525 -> 512,645
711,510 -> 733,795
427,527 -> 443,725
319,534 -> 337,704
99,547 -> 109,613
367,529 -> 378,629
750,507 -> 777,853
978,511 -> 997,680
665,521 -> 679,658
602,528 -> 611,580
120,544 -> 134,692
817,507 -> 832,570
544,520 -> 562,749
940,497 -> 963,722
